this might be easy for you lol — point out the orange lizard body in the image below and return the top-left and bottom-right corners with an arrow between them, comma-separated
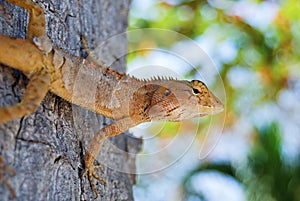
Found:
0,0 -> 224,197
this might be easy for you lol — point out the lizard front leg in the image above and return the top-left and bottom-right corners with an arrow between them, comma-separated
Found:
83,117 -> 139,198
0,1 -> 51,124
0,70 -> 51,124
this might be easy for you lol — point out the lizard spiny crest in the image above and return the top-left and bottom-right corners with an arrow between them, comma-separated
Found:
137,76 -> 177,82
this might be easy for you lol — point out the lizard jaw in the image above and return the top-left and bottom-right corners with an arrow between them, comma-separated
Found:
207,91 -> 224,115
212,101 -> 224,114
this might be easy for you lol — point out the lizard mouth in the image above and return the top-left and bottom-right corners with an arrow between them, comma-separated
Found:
209,92 -> 224,115
196,96 -> 224,116
212,102 -> 224,114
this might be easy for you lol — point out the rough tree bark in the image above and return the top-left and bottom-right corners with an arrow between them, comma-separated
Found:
0,0 -> 141,200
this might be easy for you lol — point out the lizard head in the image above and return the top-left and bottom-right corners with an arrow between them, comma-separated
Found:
147,79 -> 224,121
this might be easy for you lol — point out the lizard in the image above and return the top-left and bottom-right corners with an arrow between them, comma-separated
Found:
0,0 -> 224,197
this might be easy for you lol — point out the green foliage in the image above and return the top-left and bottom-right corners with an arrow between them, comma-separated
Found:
183,162 -> 240,201
148,121 -> 181,138
246,123 -> 300,201
182,123 -> 300,201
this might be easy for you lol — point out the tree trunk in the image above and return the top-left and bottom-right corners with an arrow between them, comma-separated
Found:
0,0 -> 141,200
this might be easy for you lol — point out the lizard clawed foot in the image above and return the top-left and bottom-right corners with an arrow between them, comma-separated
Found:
82,163 -> 106,198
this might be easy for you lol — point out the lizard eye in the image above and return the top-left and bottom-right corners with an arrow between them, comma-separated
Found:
192,88 -> 200,94
165,89 -> 171,96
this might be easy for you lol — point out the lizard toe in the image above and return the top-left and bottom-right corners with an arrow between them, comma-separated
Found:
82,164 -> 106,198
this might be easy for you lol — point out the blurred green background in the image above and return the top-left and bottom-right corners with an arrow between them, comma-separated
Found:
128,0 -> 300,201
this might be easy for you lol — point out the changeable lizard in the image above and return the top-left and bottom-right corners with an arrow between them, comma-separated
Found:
0,0 -> 224,197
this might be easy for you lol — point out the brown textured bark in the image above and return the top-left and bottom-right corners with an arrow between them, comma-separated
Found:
0,0 -> 141,200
